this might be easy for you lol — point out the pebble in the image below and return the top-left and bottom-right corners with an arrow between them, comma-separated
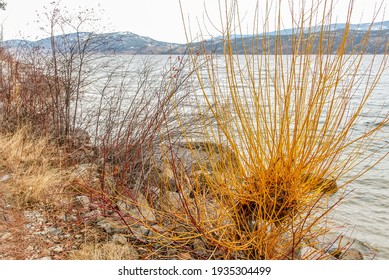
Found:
0,174 -> 11,182
24,211 -> 45,224
82,210 -> 103,222
41,249 -> 51,256
75,195 -> 91,207
59,213 -> 78,222
112,234 -> 127,245
1,232 -> 12,240
26,245 -> 35,252
97,219 -> 114,233
50,245 -> 64,253
46,227 -> 63,236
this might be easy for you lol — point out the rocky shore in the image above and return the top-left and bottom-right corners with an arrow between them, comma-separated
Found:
0,131 -> 365,260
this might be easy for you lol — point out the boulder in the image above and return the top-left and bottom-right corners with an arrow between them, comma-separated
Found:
339,248 -> 364,260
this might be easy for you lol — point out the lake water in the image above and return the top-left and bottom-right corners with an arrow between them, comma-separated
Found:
84,54 -> 389,259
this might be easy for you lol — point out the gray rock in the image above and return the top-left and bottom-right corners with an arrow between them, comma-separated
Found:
50,245 -> 64,253
97,219 -> 114,234
24,210 -> 45,224
82,210 -> 103,222
97,218 -> 127,234
75,195 -> 91,207
112,234 -> 127,245
128,194 -> 156,223
58,213 -> 78,222
132,226 -> 150,242
46,227 -> 62,236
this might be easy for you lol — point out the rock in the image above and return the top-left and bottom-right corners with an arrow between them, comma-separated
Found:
50,245 -> 64,253
112,234 -> 127,245
33,231 -> 47,237
41,249 -> 51,256
152,141 -> 238,192
97,218 -> 127,234
339,248 -> 364,260
0,174 -> 11,182
59,213 -> 78,222
299,245 -> 337,260
46,227 -> 62,236
131,226 -> 150,242
82,210 -> 103,223
1,232 -> 12,240
192,238 -> 207,256
164,191 -> 183,209
97,219 -> 115,234
128,194 -> 156,223
75,195 -> 91,207
24,210 -> 45,224
26,245 -> 35,252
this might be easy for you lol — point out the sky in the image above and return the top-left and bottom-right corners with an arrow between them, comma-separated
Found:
1,0 -> 389,43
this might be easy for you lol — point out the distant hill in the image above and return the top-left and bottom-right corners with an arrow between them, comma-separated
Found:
1,31 -> 182,55
2,21 -> 389,55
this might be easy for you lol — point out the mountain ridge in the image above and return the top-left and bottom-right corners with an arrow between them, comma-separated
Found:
2,20 -> 389,54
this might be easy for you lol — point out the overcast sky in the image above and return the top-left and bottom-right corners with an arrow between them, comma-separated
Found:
1,0 -> 388,43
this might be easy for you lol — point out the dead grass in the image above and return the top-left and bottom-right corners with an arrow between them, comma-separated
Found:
71,242 -> 139,260
0,126 -> 70,207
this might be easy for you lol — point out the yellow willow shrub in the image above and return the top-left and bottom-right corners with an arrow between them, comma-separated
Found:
159,0 -> 389,259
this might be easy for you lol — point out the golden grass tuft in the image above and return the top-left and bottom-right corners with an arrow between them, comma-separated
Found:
71,242 -> 139,260
0,126 -> 72,207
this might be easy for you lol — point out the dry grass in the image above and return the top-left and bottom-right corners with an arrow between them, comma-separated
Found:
71,242 -> 139,260
0,126 -> 71,207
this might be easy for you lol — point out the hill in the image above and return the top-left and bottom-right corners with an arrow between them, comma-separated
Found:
2,21 -> 389,54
